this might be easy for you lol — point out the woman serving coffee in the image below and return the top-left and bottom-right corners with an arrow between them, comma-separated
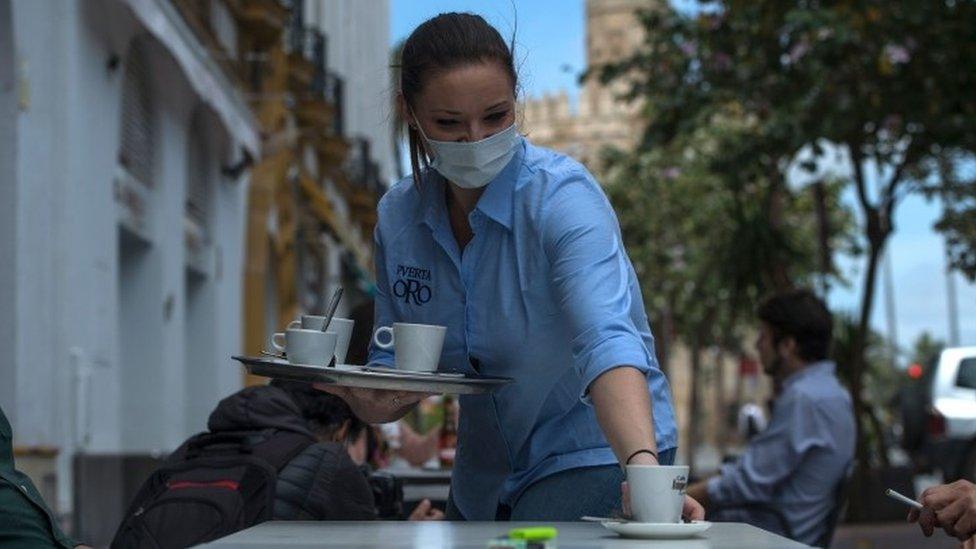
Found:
318,12 -> 702,522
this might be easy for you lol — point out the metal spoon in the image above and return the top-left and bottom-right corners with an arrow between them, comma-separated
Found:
321,287 -> 343,333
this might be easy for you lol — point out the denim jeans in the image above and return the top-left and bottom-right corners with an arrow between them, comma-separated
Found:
446,448 -> 676,521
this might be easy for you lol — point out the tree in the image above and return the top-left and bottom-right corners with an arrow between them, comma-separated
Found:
910,331 -> 945,366
932,153 -> 976,281
599,0 -> 976,513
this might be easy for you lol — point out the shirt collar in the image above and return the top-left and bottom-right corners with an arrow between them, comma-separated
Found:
417,169 -> 446,229
416,136 -> 526,232
781,360 -> 836,391
473,136 -> 526,231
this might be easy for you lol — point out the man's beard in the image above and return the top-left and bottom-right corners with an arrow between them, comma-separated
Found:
763,354 -> 784,377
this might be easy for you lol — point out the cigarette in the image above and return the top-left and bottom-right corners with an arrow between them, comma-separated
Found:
885,488 -> 923,509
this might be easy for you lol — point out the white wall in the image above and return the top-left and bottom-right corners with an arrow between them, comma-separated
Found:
307,0 -> 396,185
0,0 -> 16,416
10,0 -> 74,449
7,0 -> 249,511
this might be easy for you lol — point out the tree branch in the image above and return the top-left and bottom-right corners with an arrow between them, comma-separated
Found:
882,138 -> 918,223
849,143 -> 874,212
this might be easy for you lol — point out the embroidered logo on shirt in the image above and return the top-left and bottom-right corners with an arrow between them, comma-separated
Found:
394,264 -> 432,305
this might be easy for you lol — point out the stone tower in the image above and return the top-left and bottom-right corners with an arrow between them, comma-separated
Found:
521,0 -> 662,174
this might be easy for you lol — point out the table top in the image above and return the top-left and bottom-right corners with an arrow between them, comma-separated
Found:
200,521 -> 809,548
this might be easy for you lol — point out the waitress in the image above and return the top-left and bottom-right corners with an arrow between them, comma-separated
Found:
320,12 -> 701,522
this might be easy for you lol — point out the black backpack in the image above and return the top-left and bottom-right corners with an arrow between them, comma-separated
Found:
111,429 -> 314,549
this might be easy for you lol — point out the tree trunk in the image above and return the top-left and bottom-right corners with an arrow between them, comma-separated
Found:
849,207 -> 893,519
812,181 -> 832,295
715,349 -> 728,456
766,179 -> 793,290
688,335 -> 703,472
658,304 -> 674,378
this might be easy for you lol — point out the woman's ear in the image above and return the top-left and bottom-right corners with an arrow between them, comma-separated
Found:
397,93 -> 415,129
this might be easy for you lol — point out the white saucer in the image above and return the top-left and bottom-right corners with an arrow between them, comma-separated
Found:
602,520 -> 712,539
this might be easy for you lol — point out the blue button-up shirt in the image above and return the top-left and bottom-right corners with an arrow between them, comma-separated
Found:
707,361 -> 855,545
368,136 -> 677,519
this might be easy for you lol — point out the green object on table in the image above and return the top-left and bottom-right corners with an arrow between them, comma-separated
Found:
508,527 -> 558,541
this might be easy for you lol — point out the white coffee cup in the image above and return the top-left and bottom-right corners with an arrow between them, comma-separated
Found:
271,328 -> 337,366
625,464 -> 689,523
288,315 -> 354,364
372,322 -> 446,372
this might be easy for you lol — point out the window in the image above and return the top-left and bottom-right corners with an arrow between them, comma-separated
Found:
955,358 -> 976,390
119,37 -> 155,186
185,108 -> 211,230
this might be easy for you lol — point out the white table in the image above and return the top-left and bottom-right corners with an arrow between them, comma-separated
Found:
200,521 -> 810,548
379,466 -> 452,503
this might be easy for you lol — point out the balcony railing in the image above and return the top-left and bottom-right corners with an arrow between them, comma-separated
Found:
310,30 -> 328,92
344,138 -> 383,195
322,72 -> 344,136
283,0 -> 304,52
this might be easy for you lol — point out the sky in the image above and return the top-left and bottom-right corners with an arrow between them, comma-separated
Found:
390,0 -> 975,359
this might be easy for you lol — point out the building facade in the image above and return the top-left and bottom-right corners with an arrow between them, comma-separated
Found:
0,0 -> 391,543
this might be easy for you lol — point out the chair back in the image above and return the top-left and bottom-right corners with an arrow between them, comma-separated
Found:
815,460 -> 856,548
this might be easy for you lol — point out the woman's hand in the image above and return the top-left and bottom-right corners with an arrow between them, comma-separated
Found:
682,495 -> 706,521
313,383 -> 433,423
621,481 -> 706,522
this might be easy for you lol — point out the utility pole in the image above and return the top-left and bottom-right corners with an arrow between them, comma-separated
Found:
946,241 -> 961,347
883,248 -> 899,368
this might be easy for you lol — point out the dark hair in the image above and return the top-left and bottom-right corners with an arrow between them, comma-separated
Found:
757,289 -> 833,362
398,12 -> 518,185
270,379 -> 367,442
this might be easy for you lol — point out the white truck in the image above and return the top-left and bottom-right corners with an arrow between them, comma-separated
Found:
904,347 -> 976,480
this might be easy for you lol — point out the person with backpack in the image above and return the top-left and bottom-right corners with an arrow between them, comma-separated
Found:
112,380 -> 440,548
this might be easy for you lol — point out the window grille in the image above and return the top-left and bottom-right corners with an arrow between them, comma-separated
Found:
118,37 -> 155,186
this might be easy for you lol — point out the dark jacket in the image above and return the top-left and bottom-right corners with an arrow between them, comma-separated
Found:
201,385 -> 376,520
0,406 -> 78,549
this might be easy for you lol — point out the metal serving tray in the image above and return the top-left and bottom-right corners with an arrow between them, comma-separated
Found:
233,355 -> 512,395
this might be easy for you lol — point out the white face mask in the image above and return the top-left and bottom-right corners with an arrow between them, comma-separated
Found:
413,118 -> 520,189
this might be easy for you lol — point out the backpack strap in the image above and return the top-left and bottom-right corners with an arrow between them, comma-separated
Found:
184,431 -> 255,458
249,430 -> 316,472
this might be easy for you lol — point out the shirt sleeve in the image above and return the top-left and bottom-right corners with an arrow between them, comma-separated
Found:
707,393 -> 828,505
540,169 -> 656,403
366,225 -> 395,368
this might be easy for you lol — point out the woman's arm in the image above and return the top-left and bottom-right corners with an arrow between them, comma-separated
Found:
589,366 -> 659,466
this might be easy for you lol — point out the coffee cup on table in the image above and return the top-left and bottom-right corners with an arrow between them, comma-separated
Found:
625,464 -> 689,523
372,322 -> 446,373
271,328 -> 337,367
288,315 -> 355,364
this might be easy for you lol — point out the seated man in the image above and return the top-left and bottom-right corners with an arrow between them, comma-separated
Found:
687,289 -> 855,546
1,405 -> 91,549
